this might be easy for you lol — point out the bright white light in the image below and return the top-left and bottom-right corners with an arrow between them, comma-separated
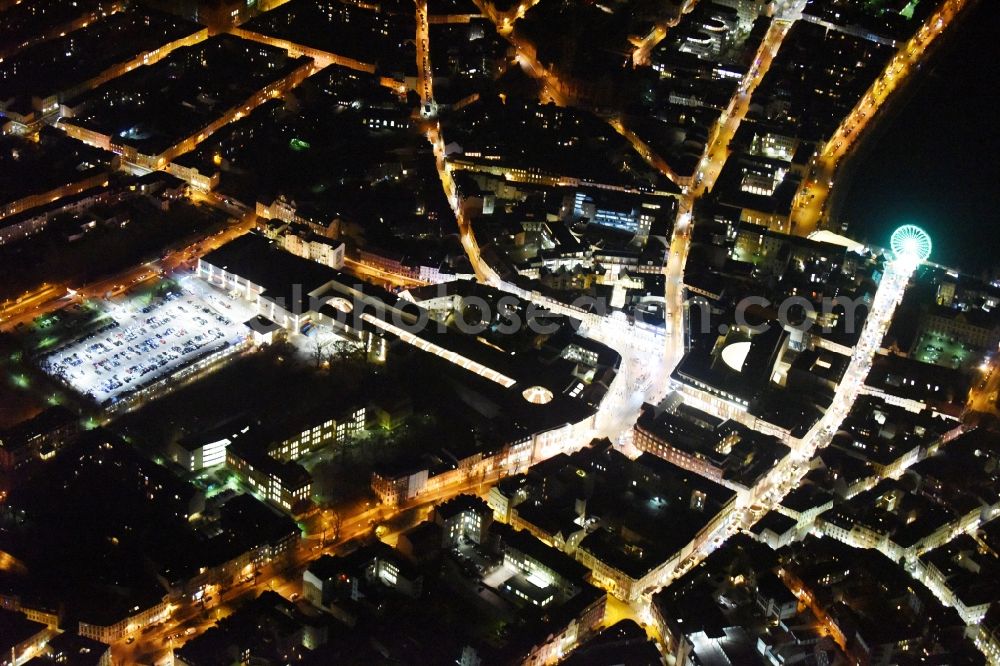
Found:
38,284 -> 251,404
523,385 -> 554,404
721,341 -> 752,372
890,224 -> 931,263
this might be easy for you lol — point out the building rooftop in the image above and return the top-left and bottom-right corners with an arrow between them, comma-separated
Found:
905,428 -> 1000,518
28,631 -> 109,666
779,484 -> 832,515
782,536 -> 971,656
0,8 -> 203,115
500,527 -> 590,583
64,35 -> 310,157
561,619 -> 661,666
0,0 -> 118,59
435,493 -> 491,520
242,0 -> 417,78
750,21 -> 893,143
650,535 -> 793,664
307,540 -> 420,587
864,353 -> 971,412
0,405 -> 77,453
201,232 -> 343,313
543,443 -> 739,579
635,403 -> 790,488
833,394 -> 957,467
445,96 -> 680,195
228,438 -> 312,491
0,608 -> 46,655
919,532 -> 1000,610
749,510 -> 797,538
173,591 -> 318,666
0,129 -> 114,214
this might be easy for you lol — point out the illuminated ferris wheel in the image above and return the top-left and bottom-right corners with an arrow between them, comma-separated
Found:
890,224 -> 932,263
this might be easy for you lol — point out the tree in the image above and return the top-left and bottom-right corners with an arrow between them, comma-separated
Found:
332,339 -> 365,364
309,336 -> 333,368
328,510 -> 341,543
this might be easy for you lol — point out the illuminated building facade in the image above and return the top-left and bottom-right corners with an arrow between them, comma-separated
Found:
303,543 -> 424,612
198,232 -> 340,332
158,495 -> 300,601
0,609 -> 49,666
976,605 -> 1000,666
435,494 -> 493,546
269,407 -> 367,462
77,597 -> 170,644
278,226 -> 345,270
0,406 -> 78,472
168,420 -> 251,472
371,464 -> 430,505
226,445 -> 312,512
569,191 -> 652,239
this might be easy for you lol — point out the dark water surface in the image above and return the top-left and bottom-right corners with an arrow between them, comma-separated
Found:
837,0 -> 1000,276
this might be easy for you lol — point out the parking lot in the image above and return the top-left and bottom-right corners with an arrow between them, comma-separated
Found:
912,330 -> 972,369
38,282 -> 252,405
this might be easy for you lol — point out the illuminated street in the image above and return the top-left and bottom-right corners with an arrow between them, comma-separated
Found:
630,0 -> 701,66
0,210 -> 257,333
642,254 -> 918,599
790,0 -> 971,236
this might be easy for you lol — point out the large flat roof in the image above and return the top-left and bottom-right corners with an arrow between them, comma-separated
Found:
201,232 -> 343,313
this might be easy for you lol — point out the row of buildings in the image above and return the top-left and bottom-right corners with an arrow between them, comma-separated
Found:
486,439 -> 739,600
197,233 -> 621,510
